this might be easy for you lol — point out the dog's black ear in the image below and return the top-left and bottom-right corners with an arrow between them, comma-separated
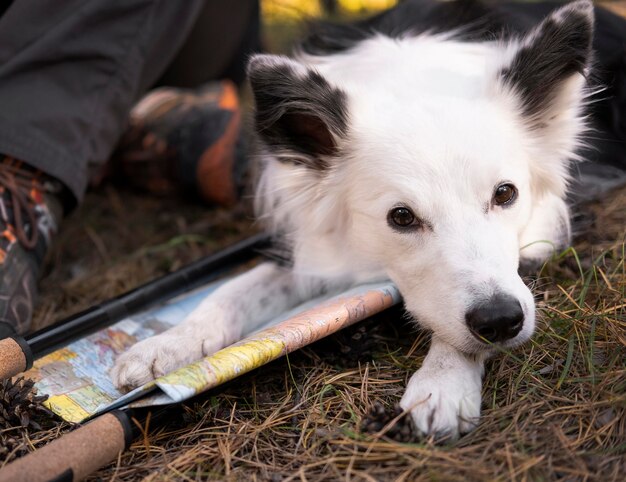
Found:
247,54 -> 348,170
499,0 -> 594,123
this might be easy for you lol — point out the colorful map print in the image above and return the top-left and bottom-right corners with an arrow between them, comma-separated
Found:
26,280 -> 401,423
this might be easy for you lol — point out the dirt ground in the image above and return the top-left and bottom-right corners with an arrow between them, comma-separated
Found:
2,1 -> 626,481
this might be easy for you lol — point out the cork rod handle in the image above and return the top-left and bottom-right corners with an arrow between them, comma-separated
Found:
0,411 -> 132,482
0,337 -> 32,379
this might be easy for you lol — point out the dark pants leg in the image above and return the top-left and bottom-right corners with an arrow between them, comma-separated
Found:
158,0 -> 262,89
0,0 -> 206,205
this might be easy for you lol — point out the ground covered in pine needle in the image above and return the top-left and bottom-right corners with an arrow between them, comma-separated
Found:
0,181 -> 624,481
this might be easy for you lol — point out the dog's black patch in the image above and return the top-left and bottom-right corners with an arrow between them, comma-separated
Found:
248,58 -> 348,170
301,0 -> 516,56
499,1 -> 593,120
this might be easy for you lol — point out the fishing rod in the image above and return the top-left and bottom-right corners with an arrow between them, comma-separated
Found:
0,233 -> 271,379
0,406 -> 155,482
1,395 -> 224,482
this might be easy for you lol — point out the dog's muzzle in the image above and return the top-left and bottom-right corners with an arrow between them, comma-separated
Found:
465,293 -> 524,343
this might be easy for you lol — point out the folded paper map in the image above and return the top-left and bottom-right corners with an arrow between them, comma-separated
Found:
25,277 -> 401,423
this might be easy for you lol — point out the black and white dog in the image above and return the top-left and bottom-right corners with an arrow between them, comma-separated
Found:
112,0 -> 626,439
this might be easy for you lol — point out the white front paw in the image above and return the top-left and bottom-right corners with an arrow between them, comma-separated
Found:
110,333 -> 204,391
400,367 -> 482,440
111,303 -> 241,391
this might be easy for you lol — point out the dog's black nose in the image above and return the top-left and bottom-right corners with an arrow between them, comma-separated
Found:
466,294 -> 524,343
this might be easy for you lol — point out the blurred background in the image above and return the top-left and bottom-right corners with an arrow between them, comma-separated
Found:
262,0 -> 397,52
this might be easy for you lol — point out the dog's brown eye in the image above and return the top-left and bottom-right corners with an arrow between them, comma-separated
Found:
388,207 -> 418,229
493,183 -> 517,206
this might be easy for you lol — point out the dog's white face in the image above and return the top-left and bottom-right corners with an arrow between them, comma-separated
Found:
250,1 -> 593,356
342,96 -> 537,354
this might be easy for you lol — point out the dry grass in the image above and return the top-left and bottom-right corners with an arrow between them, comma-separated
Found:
0,183 -> 623,481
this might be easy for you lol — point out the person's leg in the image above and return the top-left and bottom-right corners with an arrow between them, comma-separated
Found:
0,0 -> 205,203
0,0 -> 205,333
157,0 -> 262,88
112,80 -> 246,206
112,0 -> 263,205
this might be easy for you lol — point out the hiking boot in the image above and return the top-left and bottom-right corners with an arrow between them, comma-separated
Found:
112,80 -> 247,206
0,157 -> 62,335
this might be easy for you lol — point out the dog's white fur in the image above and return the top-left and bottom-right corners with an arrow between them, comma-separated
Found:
112,1 -> 593,439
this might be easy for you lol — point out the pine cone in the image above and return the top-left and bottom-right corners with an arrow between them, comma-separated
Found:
360,402 -> 416,443
0,377 -> 54,431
